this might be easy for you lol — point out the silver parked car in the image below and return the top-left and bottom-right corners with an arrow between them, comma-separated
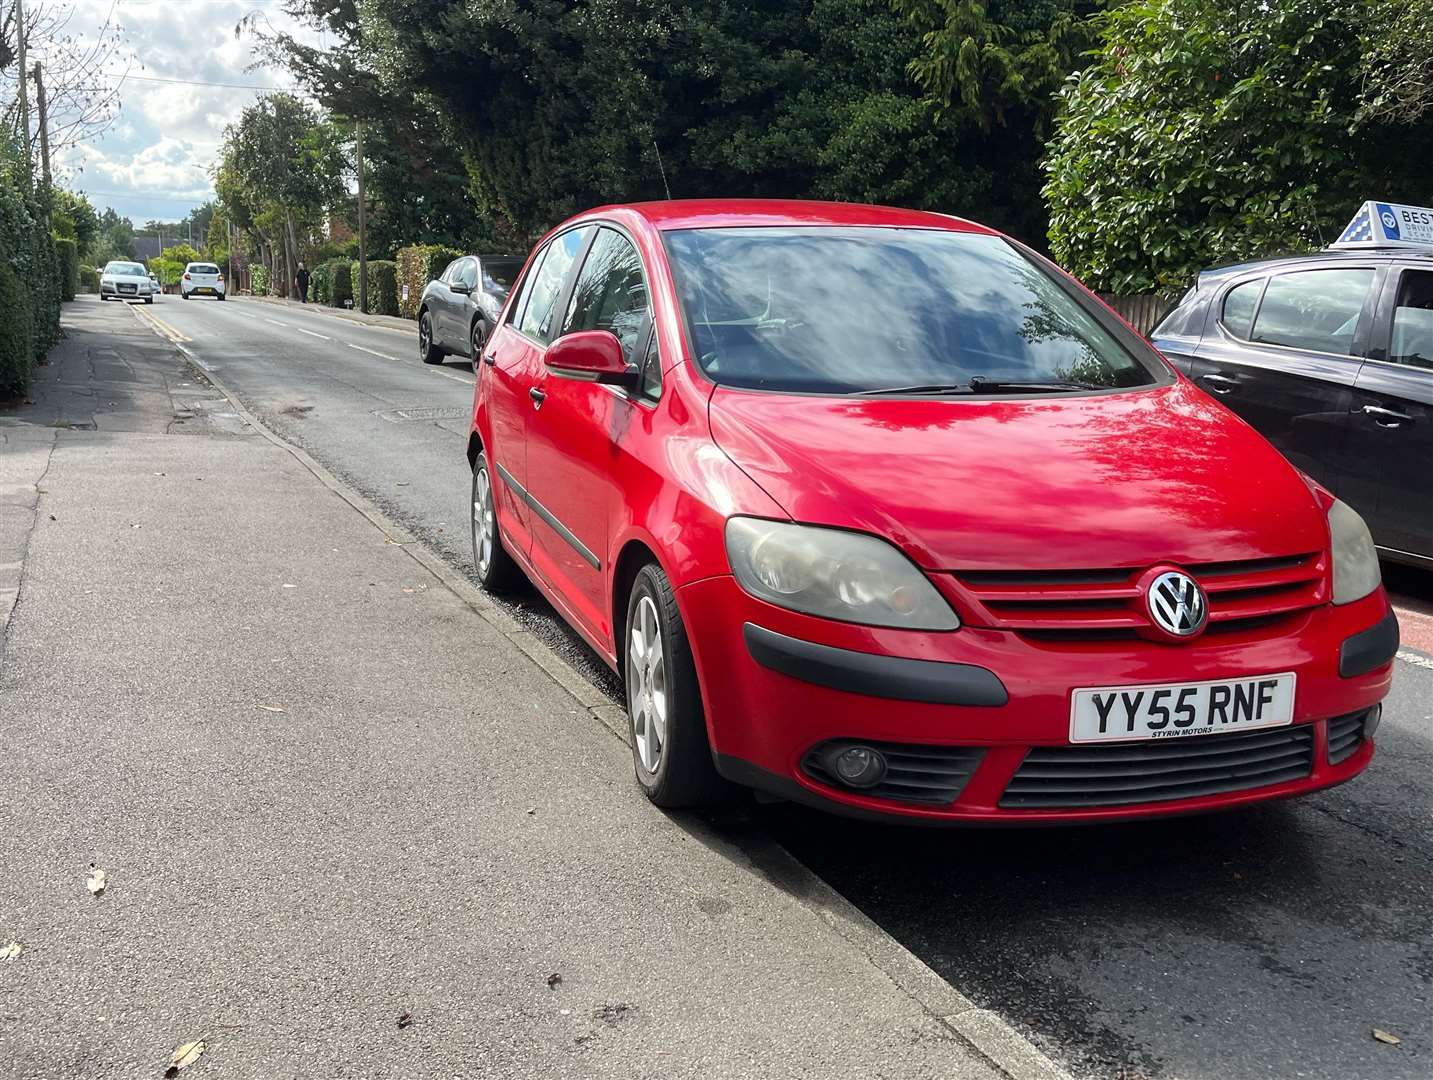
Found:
417,254 -> 522,364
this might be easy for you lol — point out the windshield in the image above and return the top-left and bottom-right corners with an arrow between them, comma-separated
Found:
663,227 -> 1157,395
105,262 -> 147,277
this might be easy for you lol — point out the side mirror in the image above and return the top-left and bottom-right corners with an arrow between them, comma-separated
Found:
545,330 -> 638,388
450,281 -> 472,295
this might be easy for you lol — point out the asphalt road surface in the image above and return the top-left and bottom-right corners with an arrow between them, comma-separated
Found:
131,294 -> 1433,1080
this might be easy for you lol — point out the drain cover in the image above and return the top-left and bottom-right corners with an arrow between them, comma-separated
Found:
378,406 -> 469,422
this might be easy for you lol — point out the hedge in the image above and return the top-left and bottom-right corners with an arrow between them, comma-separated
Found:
396,243 -> 462,319
0,134 -> 60,397
78,266 -> 100,293
0,263 -> 32,398
329,260 -> 353,308
55,237 -> 78,301
310,257 -> 350,305
363,260 -> 399,316
251,264 -> 270,295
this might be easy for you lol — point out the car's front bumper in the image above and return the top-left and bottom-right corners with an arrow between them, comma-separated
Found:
678,575 -> 1396,824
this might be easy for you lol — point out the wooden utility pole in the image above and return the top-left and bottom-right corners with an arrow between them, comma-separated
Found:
14,0 -> 31,176
356,123 -> 368,313
31,61 -> 52,216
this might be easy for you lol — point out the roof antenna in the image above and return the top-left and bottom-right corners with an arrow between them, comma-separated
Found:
652,139 -> 672,200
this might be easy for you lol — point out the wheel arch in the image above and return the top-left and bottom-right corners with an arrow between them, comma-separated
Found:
611,536 -> 666,671
466,429 -> 483,472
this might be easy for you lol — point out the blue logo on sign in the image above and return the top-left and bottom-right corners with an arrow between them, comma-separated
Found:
1376,203 -> 1401,240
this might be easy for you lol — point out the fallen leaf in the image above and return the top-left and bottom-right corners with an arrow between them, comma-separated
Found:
48,514 -> 56,521
86,866 -> 106,896
1373,1029 -> 1402,1046
164,1038 -> 206,1076
397,1012 -> 413,1029
547,973 -> 562,989
526,807 -> 536,816
0,941 -> 20,960
255,705 -> 284,713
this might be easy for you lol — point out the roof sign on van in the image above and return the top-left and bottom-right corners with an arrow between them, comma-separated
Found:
1330,201 -> 1433,250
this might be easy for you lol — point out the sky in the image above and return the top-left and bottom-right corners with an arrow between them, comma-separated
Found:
12,0 -> 324,229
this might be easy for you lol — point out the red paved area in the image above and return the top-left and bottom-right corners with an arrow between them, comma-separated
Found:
1385,563 -> 1433,657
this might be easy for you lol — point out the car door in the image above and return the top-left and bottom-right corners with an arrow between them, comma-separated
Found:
426,260 -> 458,349
1189,265 -> 1381,495
480,227 -> 595,566
1344,265 -> 1433,559
450,258 -> 482,351
524,226 -> 652,644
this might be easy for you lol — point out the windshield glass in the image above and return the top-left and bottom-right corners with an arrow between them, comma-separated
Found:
105,262 -> 148,277
663,227 -> 1157,395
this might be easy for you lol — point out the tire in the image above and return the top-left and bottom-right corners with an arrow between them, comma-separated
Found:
470,452 -> 523,593
624,562 -> 726,808
419,310 -> 444,364
470,320 -> 486,363
217,293 -> 225,302
182,292 -> 189,300
145,296 -> 153,304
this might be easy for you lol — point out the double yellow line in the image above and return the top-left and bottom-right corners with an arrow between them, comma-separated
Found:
130,302 -> 192,344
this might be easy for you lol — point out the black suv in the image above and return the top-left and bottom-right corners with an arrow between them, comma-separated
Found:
1153,249 -> 1432,568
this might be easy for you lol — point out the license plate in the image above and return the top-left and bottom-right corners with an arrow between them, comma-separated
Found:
1070,673 -> 1296,743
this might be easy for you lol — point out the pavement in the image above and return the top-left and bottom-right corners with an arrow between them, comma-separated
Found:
0,296 -> 1056,1078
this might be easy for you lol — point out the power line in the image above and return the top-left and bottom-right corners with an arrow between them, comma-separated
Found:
105,71 -> 281,91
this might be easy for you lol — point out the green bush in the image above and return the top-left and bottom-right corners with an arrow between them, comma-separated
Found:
0,263 -> 33,400
0,134 -> 60,393
78,266 -> 100,293
329,260 -> 353,308
396,243 -> 462,319
54,237 -> 78,301
364,260 -> 399,316
251,264 -> 270,295
310,258 -> 348,304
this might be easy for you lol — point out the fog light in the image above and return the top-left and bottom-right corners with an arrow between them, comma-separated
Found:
831,745 -> 886,789
1364,704 -> 1381,739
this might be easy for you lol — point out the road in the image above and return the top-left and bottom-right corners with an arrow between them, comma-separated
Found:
135,294 -> 1433,1080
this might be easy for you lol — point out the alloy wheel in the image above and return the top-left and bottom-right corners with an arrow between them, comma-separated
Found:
419,313 -> 432,357
627,595 -> 668,773
472,466 -> 494,577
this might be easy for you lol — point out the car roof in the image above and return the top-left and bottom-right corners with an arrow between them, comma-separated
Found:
582,199 -> 998,235
1198,246 -> 1433,286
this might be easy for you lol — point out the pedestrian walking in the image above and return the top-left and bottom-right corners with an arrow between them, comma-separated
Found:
295,263 -> 310,302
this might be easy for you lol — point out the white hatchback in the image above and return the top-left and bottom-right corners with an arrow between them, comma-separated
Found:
181,262 -> 226,300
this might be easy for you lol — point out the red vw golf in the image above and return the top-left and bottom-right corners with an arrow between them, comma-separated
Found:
466,200 -> 1398,823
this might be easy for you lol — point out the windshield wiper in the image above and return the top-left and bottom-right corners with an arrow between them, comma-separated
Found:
857,383 -> 973,397
857,377 -> 1104,397
966,377 -> 1103,393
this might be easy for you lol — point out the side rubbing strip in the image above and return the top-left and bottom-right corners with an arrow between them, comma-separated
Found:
494,462 -> 601,570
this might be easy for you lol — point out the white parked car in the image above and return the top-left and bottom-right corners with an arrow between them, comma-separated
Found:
99,261 -> 154,304
180,262 -> 226,300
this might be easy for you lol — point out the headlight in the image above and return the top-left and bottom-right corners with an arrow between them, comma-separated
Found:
725,517 -> 959,630
1328,499 -> 1380,605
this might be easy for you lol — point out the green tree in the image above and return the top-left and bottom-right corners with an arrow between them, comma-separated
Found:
1042,0 -> 1433,295
1358,0 -> 1433,126
52,189 -> 100,259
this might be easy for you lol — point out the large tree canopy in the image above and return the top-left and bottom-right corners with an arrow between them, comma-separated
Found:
1043,0 -> 1433,294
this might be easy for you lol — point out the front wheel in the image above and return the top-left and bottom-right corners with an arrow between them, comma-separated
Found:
419,310 -> 444,364
471,452 -> 522,593
181,292 -> 189,300
217,293 -> 225,302
145,296 -> 153,304
625,563 -> 726,808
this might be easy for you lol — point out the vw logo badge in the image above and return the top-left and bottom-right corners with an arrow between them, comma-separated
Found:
1147,570 -> 1208,637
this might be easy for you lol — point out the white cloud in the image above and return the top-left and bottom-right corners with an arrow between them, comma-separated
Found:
26,0 -> 327,223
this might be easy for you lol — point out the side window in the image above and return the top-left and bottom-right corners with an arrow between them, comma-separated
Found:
518,226 -> 594,345
562,228 -> 650,359
439,260 -> 460,284
639,332 -> 663,401
1390,270 -> 1433,372
1251,269 -> 1374,355
1221,278 -> 1264,338
506,247 -> 549,329
455,258 -> 478,290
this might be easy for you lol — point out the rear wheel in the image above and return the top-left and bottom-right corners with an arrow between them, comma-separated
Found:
625,563 -> 725,808
471,452 -> 522,593
419,310 -> 444,364
217,293 -> 225,302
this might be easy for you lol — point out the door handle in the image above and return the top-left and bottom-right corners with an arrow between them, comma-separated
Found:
529,387 -> 546,408
1199,373 -> 1238,394
1360,404 -> 1413,427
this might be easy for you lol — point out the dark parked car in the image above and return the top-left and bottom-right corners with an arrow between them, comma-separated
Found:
417,255 -> 523,365
1153,246 -> 1433,568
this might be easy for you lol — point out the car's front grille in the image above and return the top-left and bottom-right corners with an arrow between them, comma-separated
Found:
949,553 -> 1325,640
118,283 -> 136,294
802,740 -> 984,805
999,725 -> 1315,809
1327,710 -> 1371,765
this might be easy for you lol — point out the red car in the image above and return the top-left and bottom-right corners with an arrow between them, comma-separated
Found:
466,200 -> 1398,823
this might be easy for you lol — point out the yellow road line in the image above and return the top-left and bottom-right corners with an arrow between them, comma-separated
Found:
130,303 -> 191,343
